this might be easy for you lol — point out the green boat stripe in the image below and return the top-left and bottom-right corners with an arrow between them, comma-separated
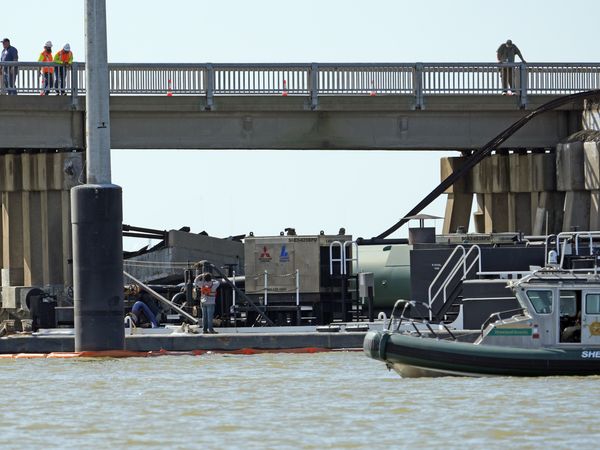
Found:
488,328 -> 533,336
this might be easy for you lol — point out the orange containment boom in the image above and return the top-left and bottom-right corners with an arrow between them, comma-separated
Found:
0,347 -> 355,359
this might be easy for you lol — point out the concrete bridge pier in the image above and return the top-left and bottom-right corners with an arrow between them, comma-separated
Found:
584,141 -> 600,230
0,151 -> 83,316
441,150 -> 559,235
441,136 -> 600,235
557,141 -> 590,231
440,157 -> 472,234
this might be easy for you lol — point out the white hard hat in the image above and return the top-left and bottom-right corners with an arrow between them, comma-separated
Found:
45,41 -> 52,48
63,43 -> 70,51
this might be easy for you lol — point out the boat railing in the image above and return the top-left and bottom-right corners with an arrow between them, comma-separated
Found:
479,307 -> 527,336
388,299 -> 457,340
548,231 -> 600,268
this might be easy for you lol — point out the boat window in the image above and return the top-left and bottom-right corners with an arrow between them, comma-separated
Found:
559,291 -> 577,317
586,294 -> 600,314
559,290 -> 581,343
526,290 -> 553,314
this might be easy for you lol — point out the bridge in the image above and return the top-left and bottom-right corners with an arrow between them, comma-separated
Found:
2,61 -> 600,307
1,62 -> 598,150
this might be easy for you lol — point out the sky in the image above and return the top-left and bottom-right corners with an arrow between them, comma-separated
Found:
2,0 -> 598,249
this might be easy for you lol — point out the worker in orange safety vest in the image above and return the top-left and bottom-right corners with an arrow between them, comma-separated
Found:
38,41 -> 54,95
54,43 -> 73,95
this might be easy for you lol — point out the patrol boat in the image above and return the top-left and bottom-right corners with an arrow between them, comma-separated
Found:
364,232 -> 600,377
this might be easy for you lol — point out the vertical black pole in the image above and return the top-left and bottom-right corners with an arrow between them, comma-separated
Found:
184,269 -> 193,304
72,185 -> 124,351
367,286 -> 374,322
73,0 -> 124,351
341,274 -> 347,322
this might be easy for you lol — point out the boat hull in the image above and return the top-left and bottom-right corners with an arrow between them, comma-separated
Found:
363,330 -> 600,377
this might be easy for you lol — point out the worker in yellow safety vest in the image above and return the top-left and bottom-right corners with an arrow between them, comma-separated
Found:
38,41 -> 54,95
54,43 -> 73,95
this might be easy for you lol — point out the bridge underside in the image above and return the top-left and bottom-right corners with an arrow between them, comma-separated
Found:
0,95 -> 582,151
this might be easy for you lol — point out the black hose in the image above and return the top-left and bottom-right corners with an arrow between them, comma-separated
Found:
171,292 -> 187,306
375,90 -> 600,239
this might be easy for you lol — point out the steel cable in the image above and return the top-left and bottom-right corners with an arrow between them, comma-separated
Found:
375,89 -> 600,239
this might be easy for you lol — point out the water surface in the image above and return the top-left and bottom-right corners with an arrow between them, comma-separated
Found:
0,352 -> 597,449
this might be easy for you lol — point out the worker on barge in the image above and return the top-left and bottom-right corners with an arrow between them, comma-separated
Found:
127,288 -> 161,328
195,273 -> 220,334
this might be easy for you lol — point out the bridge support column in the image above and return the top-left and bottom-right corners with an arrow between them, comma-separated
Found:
0,196 -> 3,280
508,193 -> 531,234
473,194 -> 485,233
531,191 -> 565,235
557,141 -> 591,231
584,141 -> 600,231
472,154 -> 510,233
441,149 -> 565,235
0,151 -> 83,308
440,157 -> 472,234
483,193 -> 509,233
22,191 -> 44,286
591,191 -> 600,230
1,192 -> 25,287
41,191 -> 65,286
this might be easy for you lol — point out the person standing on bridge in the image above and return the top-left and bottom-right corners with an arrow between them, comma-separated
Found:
497,39 -> 526,95
38,41 -> 54,95
1,38 -> 18,95
54,43 -> 73,95
194,272 -> 220,334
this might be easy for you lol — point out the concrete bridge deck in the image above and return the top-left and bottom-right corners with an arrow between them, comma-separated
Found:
0,94 -> 583,151
0,61 -> 597,150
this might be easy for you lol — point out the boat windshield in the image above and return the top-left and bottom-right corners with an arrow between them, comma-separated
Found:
526,290 -> 553,314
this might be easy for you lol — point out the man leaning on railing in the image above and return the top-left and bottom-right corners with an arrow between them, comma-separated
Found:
38,41 -> 55,96
54,43 -> 73,95
496,39 -> 526,95
1,38 -> 19,95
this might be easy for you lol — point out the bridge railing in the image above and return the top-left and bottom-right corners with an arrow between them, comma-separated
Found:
2,62 -> 600,108
526,63 -> 600,94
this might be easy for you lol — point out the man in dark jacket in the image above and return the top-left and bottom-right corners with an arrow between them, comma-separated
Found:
496,39 -> 526,95
1,38 -> 18,95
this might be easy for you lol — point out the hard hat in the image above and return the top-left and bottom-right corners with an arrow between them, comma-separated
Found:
63,43 -> 70,52
45,40 -> 52,48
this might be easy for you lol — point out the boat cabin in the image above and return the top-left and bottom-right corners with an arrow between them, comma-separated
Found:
479,271 -> 600,348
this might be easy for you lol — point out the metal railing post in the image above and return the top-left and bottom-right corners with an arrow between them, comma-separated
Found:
413,63 -> 424,110
263,269 -> 268,306
70,62 -> 79,107
519,63 -> 528,109
309,62 -> 319,110
296,269 -> 301,325
205,63 -> 214,110
232,270 -> 236,307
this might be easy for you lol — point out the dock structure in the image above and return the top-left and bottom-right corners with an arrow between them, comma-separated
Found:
0,330 -> 367,355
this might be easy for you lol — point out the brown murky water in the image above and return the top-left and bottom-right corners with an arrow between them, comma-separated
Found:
0,351 -> 598,449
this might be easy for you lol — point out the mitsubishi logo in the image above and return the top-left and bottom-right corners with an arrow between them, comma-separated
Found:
259,246 -> 272,262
